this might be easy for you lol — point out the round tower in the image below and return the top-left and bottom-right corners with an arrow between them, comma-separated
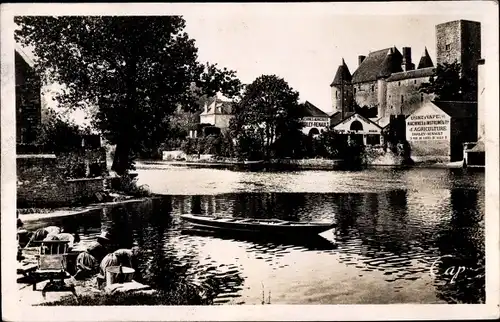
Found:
330,59 -> 353,116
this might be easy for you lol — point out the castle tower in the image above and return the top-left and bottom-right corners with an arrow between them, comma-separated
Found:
401,47 -> 415,72
417,47 -> 434,69
330,58 -> 353,117
376,47 -> 403,118
436,20 -> 481,100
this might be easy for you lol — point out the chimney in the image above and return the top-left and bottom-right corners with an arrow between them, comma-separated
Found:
401,47 -> 415,71
358,55 -> 366,66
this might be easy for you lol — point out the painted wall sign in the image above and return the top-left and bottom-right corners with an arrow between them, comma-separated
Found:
302,117 -> 329,128
406,108 -> 451,141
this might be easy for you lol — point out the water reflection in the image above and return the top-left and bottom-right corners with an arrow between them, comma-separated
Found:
23,174 -> 485,304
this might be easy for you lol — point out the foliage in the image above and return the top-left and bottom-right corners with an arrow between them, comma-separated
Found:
111,175 -> 151,197
34,108 -> 88,153
230,75 -> 303,160
233,130 -> 264,161
39,287 -> 213,306
15,16 -> 242,175
419,61 -> 476,101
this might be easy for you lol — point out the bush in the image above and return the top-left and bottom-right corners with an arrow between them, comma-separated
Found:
111,175 -> 151,197
39,286 -> 213,306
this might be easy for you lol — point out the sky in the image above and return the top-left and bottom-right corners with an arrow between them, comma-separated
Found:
12,2 -> 493,126
182,11 -> 489,115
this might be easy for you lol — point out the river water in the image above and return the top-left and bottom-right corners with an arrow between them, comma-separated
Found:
25,164 -> 485,305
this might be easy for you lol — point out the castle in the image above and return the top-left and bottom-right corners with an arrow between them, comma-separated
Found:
330,19 -> 481,124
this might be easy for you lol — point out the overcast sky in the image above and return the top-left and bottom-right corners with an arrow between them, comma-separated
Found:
10,2 -> 494,126
183,10 -> 489,114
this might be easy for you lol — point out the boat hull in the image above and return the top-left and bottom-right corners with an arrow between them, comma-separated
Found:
180,214 -> 334,236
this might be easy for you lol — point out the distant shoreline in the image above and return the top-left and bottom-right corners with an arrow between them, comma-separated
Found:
137,158 -> 479,170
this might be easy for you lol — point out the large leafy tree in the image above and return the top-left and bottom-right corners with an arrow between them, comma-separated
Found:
419,61 -> 476,101
231,75 -> 303,160
15,16 -> 241,174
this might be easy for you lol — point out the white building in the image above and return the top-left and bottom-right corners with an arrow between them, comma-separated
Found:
332,112 -> 383,146
300,101 -> 330,136
199,93 -> 234,129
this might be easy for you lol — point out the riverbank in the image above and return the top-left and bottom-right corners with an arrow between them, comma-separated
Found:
138,158 -> 474,170
19,197 -> 151,224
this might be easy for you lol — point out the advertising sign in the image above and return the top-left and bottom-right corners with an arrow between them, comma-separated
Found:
407,113 -> 450,141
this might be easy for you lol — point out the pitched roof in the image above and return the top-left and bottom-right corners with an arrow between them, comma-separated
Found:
300,101 -> 329,117
375,115 -> 391,128
330,59 -> 352,86
330,111 -> 356,126
15,43 -> 35,68
202,97 -> 233,115
432,100 -> 477,118
331,111 -> 383,129
377,48 -> 403,79
467,140 -> 484,152
351,47 -> 402,83
417,47 -> 434,69
386,67 -> 435,82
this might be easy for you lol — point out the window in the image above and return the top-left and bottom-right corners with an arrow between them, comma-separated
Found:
371,85 -> 375,92
401,95 -> 404,104
414,80 -> 417,84
366,135 -> 381,145
336,91 -> 338,99
398,81 -> 401,86
421,93 -> 424,102
445,44 -> 451,50
354,88 -> 357,94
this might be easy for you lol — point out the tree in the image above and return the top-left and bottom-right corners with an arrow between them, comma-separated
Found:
419,61 -> 476,101
15,16 -> 241,175
35,108 -> 89,153
231,75 -> 303,160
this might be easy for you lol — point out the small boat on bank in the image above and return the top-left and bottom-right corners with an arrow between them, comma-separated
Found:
180,214 -> 335,236
243,160 -> 264,165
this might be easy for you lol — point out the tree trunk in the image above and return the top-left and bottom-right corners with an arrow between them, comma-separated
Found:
111,47 -> 138,176
111,139 -> 131,176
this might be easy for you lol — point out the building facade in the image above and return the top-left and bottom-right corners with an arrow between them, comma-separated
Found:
330,20 -> 481,123
332,112 -> 383,146
406,101 -> 477,162
16,46 -> 43,144
299,101 -> 330,136
199,93 -> 234,129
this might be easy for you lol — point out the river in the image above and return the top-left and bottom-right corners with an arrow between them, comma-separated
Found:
24,164 -> 485,305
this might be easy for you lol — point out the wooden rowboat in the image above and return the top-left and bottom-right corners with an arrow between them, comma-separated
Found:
243,160 -> 264,165
180,214 -> 335,236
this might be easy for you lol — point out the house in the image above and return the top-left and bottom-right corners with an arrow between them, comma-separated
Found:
15,44 -> 45,145
331,112 -> 384,146
299,101 -> 330,136
406,100 -> 477,162
330,20 -> 481,123
199,93 -> 234,130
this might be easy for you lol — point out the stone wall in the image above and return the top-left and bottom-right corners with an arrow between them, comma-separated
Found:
17,154 -> 105,208
331,85 -> 354,114
408,139 -> 450,163
386,77 -> 435,116
354,81 -> 379,108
